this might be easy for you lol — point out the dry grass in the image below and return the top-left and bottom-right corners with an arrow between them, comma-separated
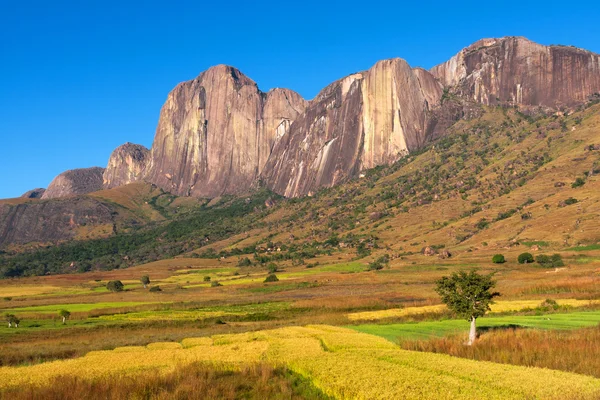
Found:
0,362 -> 327,400
402,325 -> 600,378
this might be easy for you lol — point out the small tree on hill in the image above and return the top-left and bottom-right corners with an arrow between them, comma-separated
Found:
59,309 -> 71,325
140,275 -> 150,289
518,252 -> 534,264
5,313 -> 19,328
264,274 -> 279,283
107,280 -> 124,292
435,270 -> 500,345
492,254 -> 506,264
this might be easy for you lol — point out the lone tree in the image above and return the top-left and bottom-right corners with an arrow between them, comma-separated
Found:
59,309 -> 71,325
435,270 -> 500,345
5,313 -> 19,328
106,280 -> 124,292
140,275 -> 150,289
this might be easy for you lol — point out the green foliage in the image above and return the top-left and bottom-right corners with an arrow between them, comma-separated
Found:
264,274 -> 279,283
492,254 -> 506,264
571,177 -> 586,188
210,281 -> 223,287
563,197 -> 578,206
203,276 -> 211,282
237,257 -> 253,267
517,253 -> 534,264
267,263 -> 279,273
475,219 -> 489,230
140,275 -> 150,287
58,309 -> 71,318
368,254 -> 390,271
106,280 -> 124,292
536,254 -> 565,268
435,270 -> 499,321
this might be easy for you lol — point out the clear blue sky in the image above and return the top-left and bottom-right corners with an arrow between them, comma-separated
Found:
1,0 -> 599,199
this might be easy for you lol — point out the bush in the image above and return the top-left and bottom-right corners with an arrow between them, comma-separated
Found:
264,274 -> 279,283
539,298 -> 559,311
564,197 -> 578,206
368,254 -> 390,271
492,254 -> 506,264
237,257 -> 252,267
571,177 -> 586,188
106,280 -> 124,292
536,254 -> 564,268
203,276 -> 211,282
149,286 -> 162,292
210,281 -> 223,287
518,252 -> 534,264
267,263 -> 278,273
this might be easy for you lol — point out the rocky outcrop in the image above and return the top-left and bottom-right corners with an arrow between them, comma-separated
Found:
144,65 -> 307,198
20,188 -> 46,199
41,167 -> 105,200
261,59 -> 443,197
430,37 -> 600,109
0,197 -> 115,246
103,143 -> 149,189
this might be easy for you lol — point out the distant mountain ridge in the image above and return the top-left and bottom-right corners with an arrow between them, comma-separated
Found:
26,36 -> 600,201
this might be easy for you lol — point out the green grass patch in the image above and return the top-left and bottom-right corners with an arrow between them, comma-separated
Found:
567,244 -> 600,251
349,311 -> 600,342
243,282 -> 319,294
521,241 -> 550,248
1,302 -> 160,314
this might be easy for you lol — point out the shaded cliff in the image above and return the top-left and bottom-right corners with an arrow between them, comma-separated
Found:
430,37 -> 600,109
20,188 -> 46,199
41,167 -> 106,200
261,59 -> 443,197
103,143 -> 149,189
143,65 -> 307,198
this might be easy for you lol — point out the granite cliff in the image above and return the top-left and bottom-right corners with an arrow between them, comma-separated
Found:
103,143 -> 149,189
430,37 -> 600,109
42,167 -> 105,200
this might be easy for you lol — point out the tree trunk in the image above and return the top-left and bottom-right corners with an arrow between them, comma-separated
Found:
467,316 -> 477,345
15,323 -> 18,328
62,316 -> 66,324
7,322 -> 11,328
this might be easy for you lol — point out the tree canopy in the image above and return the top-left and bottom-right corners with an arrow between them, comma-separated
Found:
435,270 -> 499,321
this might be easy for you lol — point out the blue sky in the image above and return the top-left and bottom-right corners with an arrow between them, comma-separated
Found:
1,0 -> 599,199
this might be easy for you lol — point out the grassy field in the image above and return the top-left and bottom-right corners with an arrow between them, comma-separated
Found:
1,325 -> 600,399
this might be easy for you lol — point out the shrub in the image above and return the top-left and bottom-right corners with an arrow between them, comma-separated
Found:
203,276 -> 211,282
536,254 -> 564,268
149,286 -> 162,292
563,197 -> 578,206
264,274 -> 279,283
539,298 -> 559,311
106,280 -> 124,292
475,219 -> 489,230
368,254 -> 390,271
210,281 -> 223,287
492,254 -> 506,264
518,252 -> 534,264
571,177 -> 586,188
267,263 -> 278,273
237,257 -> 252,267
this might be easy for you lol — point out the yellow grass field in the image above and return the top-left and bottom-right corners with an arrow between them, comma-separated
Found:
1,325 -> 599,399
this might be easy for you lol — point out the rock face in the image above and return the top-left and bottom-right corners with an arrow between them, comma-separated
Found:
0,197 -> 115,246
261,59 -> 443,197
103,143 -> 149,189
430,37 -> 600,109
42,167 -> 105,200
144,65 -> 307,198
20,188 -> 46,199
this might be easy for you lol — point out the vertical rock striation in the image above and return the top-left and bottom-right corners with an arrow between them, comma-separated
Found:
431,37 -> 600,109
143,65 -> 307,198
41,167 -> 105,200
260,59 -> 443,197
103,143 -> 149,189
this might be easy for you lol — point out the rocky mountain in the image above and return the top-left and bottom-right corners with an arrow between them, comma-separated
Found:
261,59 -> 443,197
143,65 -> 307,198
0,197 -> 116,247
42,167 -> 105,200
430,36 -> 600,109
20,188 -> 45,199
103,143 -> 149,189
